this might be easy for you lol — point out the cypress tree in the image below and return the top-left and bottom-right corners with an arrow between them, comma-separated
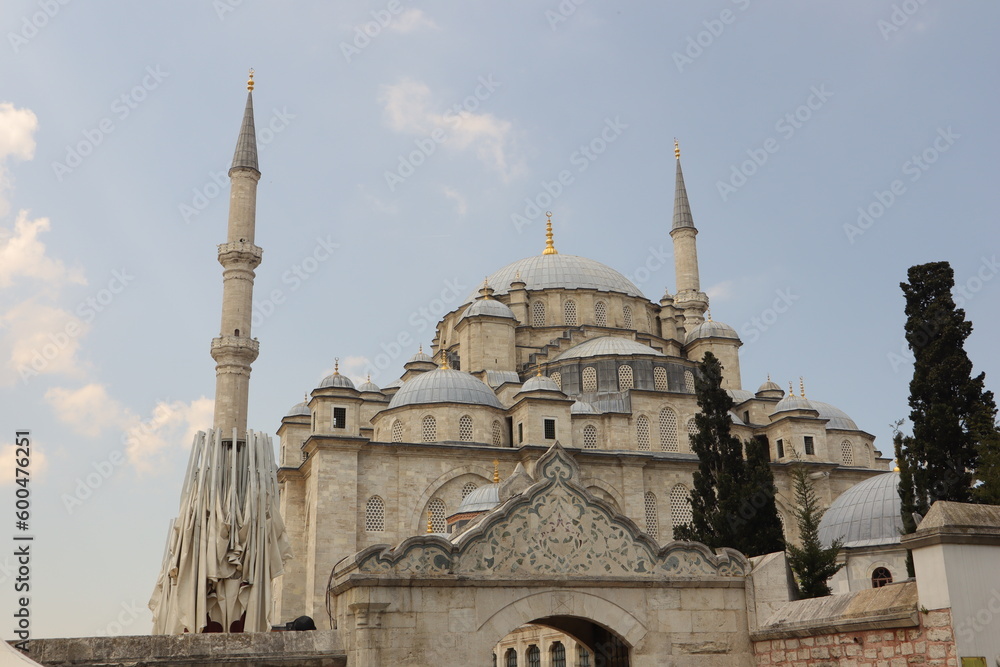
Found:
674,352 -> 785,557
786,462 -> 843,598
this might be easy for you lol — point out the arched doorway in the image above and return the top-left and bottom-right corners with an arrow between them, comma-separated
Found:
492,616 -> 630,667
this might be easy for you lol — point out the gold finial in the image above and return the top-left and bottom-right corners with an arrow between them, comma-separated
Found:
440,353 -> 450,369
706,310 -> 713,322
426,510 -> 433,534
247,68 -> 255,92
894,465 -> 901,472
334,357 -> 340,375
799,377 -> 806,398
418,344 -> 423,354
366,374 -> 371,383
537,366 -> 544,377
303,392 -> 308,402
542,212 -> 558,255
515,270 -> 522,281
493,459 -> 500,484
674,138 -> 680,160
788,381 -> 795,397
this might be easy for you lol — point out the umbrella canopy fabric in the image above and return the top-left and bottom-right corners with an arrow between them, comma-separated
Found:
149,428 -> 292,634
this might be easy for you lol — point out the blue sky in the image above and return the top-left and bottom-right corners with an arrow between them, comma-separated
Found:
1,1 -> 998,638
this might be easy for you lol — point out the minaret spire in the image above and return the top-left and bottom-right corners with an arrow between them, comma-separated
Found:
670,139 -> 709,330
211,70 -> 263,441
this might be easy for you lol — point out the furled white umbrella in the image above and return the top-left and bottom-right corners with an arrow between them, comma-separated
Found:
149,428 -> 291,634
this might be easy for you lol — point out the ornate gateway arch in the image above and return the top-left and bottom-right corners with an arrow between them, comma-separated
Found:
328,444 -> 756,666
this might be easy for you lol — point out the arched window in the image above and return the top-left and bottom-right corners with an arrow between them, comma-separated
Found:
669,484 -> 693,531
618,364 -> 634,390
564,300 -> 577,326
595,300 -> 607,327
459,415 -> 473,442
491,420 -> 504,447
653,367 -> 668,391
526,645 -> 540,667
686,417 -> 698,452
461,482 -> 478,499
623,304 -> 633,329
583,424 -> 598,449
421,415 -> 437,443
577,645 -> 591,667
644,491 -> 658,539
427,498 -> 446,533
636,415 -> 650,451
684,369 -> 695,393
391,420 -> 403,443
531,300 -> 545,327
872,567 -> 893,588
364,496 -> 385,532
582,366 -> 598,393
505,648 -> 517,667
841,439 -> 854,466
550,642 -> 566,667
550,371 -> 562,389
659,407 -> 678,452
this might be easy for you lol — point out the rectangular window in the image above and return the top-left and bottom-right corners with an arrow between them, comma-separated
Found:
517,422 -> 523,444
544,419 -> 556,440
332,407 -> 347,429
743,410 -> 750,424
776,439 -> 784,459
804,435 -> 815,455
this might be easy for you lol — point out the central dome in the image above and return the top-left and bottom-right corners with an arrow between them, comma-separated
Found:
467,254 -> 645,302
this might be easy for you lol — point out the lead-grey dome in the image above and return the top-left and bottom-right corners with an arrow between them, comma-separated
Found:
456,484 -> 500,514
467,254 -> 645,301
460,298 -> 516,322
284,401 -> 310,418
407,348 -> 434,364
518,374 -> 562,394
818,473 -> 903,548
757,379 -> 784,395
772,394 -> 815,415
554,336 -> 666,361
387,368 -> 503,409
358,378 -> 382,394
319,372 -> 356,390
811,401 -> 859,431
685,320 -> 740,345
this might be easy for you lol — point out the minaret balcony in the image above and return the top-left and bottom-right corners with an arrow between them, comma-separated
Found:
217,242 -> 263,267
211,335 -> 260,363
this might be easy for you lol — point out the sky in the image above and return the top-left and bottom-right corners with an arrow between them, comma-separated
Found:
1,1 -> 998,639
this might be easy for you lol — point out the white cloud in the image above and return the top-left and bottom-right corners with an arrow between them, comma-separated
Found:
0,211 -> 86,289
443,186 -> 468,215
0,102 -> 39,217
706,280 -> 736,302
0,300 -> 89,385
44,384 -> 213,473
378,79 -> 521,179
388,8 -> 438,33
0,440 -> 49,487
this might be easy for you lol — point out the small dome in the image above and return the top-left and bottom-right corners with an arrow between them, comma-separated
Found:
319,372 -> 356,390
468,254 -> 645,302
387,368 -> 503,410
818,473 -> 903,548
358,378 -> 382,394
772,393 -> 815,415
571,400 -> 598,414
457,484 -> 500,514
284,401 -> 310,418
554,336 -> 666,361
757,379 -> 784,395
408,348 -> 434,364
460,298 -> 516,322
519,374 -> 562,394
685,320 -> 740,345
811,401 -> 860,431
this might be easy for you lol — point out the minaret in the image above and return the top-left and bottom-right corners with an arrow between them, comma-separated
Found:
670,140 -> 709,330
211,70 -> 262,442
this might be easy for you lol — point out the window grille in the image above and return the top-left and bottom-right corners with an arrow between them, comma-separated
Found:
531,301 -> 545,327
618,364 -> 634,390
595,301 -> 607,327
686,418 -> 698,452
527,646 -> 540,667
550,643 -> 566,667
505,649 -> 517,667
804,435 -> 815,455
364,496 -> 385,532
564,300 -> 577,326
871,567 -> 893,588
669,484 -> 692,529
550,371 -> 562,389
459,415 -> 473,442
421,415 -> 437,443
391,420 -> 403,443
841,439 -> 854,465
636,415 -> 650,451
582,367 -> 597,392
653,367 -> 668,391
577,646 -> 591,667
332,406 -> 346,429
544,419 -> 556,440
461,482 -> 478,499
644,491 -> 658,539
684,370 -> 695,393
427,498 -> 446,533
491,420 -> 503,447
583,425 -> 598,449
622,305 -> 633,329
659,408 -> 678,452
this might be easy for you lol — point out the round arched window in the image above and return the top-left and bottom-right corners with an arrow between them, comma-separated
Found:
871,567 -> 893,588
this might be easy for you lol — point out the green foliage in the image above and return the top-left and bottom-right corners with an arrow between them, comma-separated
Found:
896,261 -> 1000,516
674,352 -> 785,557
785,462 -> 843,598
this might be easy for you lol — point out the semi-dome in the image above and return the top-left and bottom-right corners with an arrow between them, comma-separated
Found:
518,374 -> 562,394
811,401 -> 860,431
818,472 -> 903,548
554,336 -> 666,361
387,368 -> 504,410
284,401 -> 310,418
460,298 -> 516,321
571,400 -> 598,414
457,484 -> 500,514
685,320 -> 740,345
319,372 -> 356,390
467,254 -> 645,301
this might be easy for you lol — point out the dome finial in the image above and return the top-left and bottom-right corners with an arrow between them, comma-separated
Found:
788,381 -> 795,397
334,357 -> 340,375
247,68 -> 255,92
674,138 -> 680,160
799,377 -> 806,398
767,373 -> 771,382
706,309 -> 712,322
440,353 -> 450,369
493,459 -> 500,484
426,510 -> 433,534
542,212 -> 558,255
418,344 -> 423,354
